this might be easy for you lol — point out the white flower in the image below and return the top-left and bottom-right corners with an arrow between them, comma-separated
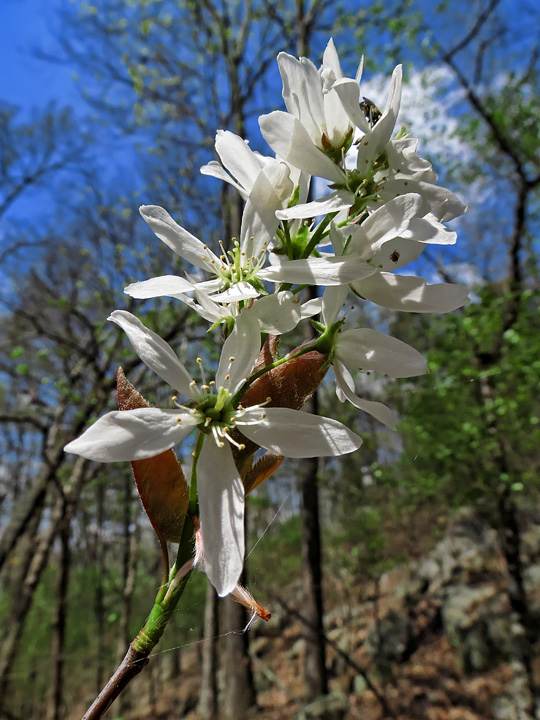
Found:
278,38 -> 360,155
319,283 -> 427,429
260,43 -> 466,223
126,205 -> 266,304
64,309 -> 362,596
200,129 -> 296,254
260,192 -> 464,300
333,195 -> 470,313
173,287 -> 318,335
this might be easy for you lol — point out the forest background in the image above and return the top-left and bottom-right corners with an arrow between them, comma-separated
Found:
1,0 -> 539,719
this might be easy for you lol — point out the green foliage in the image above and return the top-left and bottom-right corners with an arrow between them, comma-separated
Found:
383,288 -> 540,519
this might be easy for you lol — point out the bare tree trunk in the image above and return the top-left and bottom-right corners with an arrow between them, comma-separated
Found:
94,481 -> 106,693
299,394 -> 328,701
223,597 -> 256,719
198,582 -> 219,719
293,2 -> 328,699
224,509 -> 257,719
0,458 -> 89,711
48,501 -> 73,720
117,476 -> 139,716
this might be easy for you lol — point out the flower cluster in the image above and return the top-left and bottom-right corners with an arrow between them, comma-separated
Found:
65,39 -> 468,598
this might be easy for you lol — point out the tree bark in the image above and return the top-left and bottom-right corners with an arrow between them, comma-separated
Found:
224,509 -> 257,719
0,458 -> 89,710
299,398 -> 328,700
198,581 -> 219,719
117,476 -> 139,715
223,595 -> 257,719
94,481 -> 106,693
47,499 -> 73,720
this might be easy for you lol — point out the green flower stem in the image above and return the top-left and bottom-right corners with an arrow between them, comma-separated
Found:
133,513 -> 195,653
188,432 -> 205,517
82,514 -> 196,720
302,211 -> 337,258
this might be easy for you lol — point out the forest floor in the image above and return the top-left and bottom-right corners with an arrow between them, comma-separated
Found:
86,508 -> 540,720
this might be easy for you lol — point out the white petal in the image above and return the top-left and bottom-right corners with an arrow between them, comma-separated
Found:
259,255 -> 375,286
332,78 -> 371,133
352,273 -> 470,313
399,215 -> 456,245
334,362 -> 396,429
64,408 -> 196,462
139,205 -> 219,270
197,440 -> 244,597
237,407 -> 362,457
251,291 -> 302,334
278,53 -> 324,140
259,111 -> 346,183
322,284 -> 349,326
337,327 -> 427,378
329,222 -> 346,255
351,194 -> 423,256
214,130 -> 262,190
109,310 -> 193,395
276,190 -> 353,220
322,38 -> 343,79
124,275 -> 195,299
380,179 -> 467,220
355,65 -> 402,167
241,162 -> 292,255
210,282 -> 260,303
368,237 -> 425,271
300,296 -> 323,318
215,309 -> 260,392
200,160 -> 248,199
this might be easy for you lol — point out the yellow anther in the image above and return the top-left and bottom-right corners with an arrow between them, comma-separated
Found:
176,417 -> 182,423
229,356 -> 235,361
225,374 -> 230,380
197,357 -> 202,363
171,395 -> 177,402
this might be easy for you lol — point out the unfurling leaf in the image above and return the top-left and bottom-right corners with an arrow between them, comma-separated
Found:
232,336 -> 329,487
243,452 -> 284,495
117,367 -> 188,543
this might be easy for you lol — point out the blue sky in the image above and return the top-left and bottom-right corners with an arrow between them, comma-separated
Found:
0,0 -> 534,285
1,0 -> 78,109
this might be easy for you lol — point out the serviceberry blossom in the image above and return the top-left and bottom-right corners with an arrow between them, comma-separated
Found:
317,283 -> 427,429
64,37 -> 469,617
259,42 -> 466,223
65,309 -> 362,596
